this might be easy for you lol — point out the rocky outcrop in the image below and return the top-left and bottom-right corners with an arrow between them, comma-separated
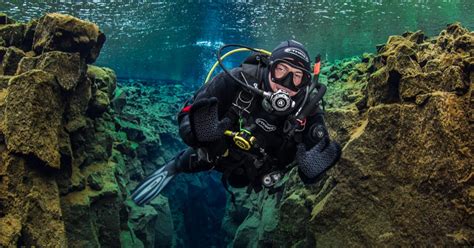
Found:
234,23 -> 472,247
32,13 -> 105,63
0,46 -> 25,75
5,70 -> 63,169
0,13 -> 154,247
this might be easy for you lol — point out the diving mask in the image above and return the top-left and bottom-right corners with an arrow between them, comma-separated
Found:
270,59 -> 312,92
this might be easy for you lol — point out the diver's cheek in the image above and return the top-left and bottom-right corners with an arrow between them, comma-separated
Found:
269,81 -> 278,92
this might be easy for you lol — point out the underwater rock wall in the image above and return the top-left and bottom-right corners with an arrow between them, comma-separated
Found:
0,12 -> 235,247
233,23 -> 472,246
118,80 -> 230,248
0,13 -> 175,247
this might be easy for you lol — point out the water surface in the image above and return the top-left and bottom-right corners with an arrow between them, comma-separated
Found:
2,0 -> 472,84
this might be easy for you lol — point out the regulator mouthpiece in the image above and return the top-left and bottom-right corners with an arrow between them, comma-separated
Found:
269,90 -> 295,112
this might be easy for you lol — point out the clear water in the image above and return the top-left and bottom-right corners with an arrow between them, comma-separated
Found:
2,0 -> 473,85
2,1 -> 473,247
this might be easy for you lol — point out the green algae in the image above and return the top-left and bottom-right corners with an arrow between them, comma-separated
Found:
120,230 -> 144,248
310,190 -> 333,221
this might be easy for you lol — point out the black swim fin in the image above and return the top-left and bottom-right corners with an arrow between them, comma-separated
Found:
131,160 -> 178,206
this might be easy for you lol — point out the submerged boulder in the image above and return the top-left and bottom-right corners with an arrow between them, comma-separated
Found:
33,51 -> 86,91
88,65 -> 117,99
0,46 -> 25,75
86,65 -> 116,117
88,89 -> 110,116
231,191 -> 279,247
16,51 -> 86,90
127,197 -> 174,248
0,23 -> 25,48
32,13 -> 105,63
65,77 -> 92,132
4,69 -> 63,169
0,13 -> 37,52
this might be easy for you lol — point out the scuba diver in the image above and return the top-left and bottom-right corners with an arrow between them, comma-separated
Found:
131,40 -> 342,206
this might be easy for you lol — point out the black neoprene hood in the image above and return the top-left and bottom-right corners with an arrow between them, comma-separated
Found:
269,40 -> 311,72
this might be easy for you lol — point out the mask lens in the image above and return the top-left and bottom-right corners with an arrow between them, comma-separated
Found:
274,63 -> 288,79
272,62 -> 305,89
293,72 -> 303,86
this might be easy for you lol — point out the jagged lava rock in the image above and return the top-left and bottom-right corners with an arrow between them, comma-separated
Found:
0,154 -> 67,247
0,23 -> 25,48
0,46 -> 25,75
87,65 -> 116,116
88,65 -> 117,99
16,51 -> 86,90
32,13 -> 105,63
4,69 -> 63,169
65,77 -> 92,132
0,12 -> 160,247
272,23 -> 473,246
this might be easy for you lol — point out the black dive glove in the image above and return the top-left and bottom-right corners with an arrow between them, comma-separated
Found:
296,137 -> 342,181
189,97 -> 232,143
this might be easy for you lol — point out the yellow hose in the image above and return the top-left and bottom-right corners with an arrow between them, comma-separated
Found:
204,48 -> 271,84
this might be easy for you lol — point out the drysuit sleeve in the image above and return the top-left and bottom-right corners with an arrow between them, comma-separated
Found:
297,108 -> 334,184
301,108 -> 328,149
177,68 -> 241,148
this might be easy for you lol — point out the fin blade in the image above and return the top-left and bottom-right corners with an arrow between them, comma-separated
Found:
131,166 -> 176,206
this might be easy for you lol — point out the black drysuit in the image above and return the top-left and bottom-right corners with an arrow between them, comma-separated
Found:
175,64 -> 329,191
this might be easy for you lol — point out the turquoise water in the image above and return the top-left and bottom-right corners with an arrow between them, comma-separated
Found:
2,0 -> 473,84
2,2 -> 473,247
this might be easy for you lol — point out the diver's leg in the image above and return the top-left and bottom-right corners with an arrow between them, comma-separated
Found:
175,147 -> 215,173
131,147 -> 214,205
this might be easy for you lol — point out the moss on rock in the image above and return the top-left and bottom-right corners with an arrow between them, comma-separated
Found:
0,46 -> 25,75
5,69 -> 63,169
0,13 -> 153,247
32,13 -> 105,63
0,23 -> 25,48
263,23 -> 474,247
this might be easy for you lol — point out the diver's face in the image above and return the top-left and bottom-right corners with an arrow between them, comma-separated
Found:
273,62 -> 304,86
268,62 -> 303,96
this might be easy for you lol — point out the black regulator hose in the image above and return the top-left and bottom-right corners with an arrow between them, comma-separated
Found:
295,83 -> 326,120
295,55 -> 325,120
216,44 -> 269,97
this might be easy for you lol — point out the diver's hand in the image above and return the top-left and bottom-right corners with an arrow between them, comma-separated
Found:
296,137 -> 341,179
189,97 -> 232,143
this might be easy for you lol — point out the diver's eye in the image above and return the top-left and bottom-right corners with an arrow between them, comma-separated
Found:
293,73 -> 303,85
276,65 -> 287,72
274,65 -> 288,78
